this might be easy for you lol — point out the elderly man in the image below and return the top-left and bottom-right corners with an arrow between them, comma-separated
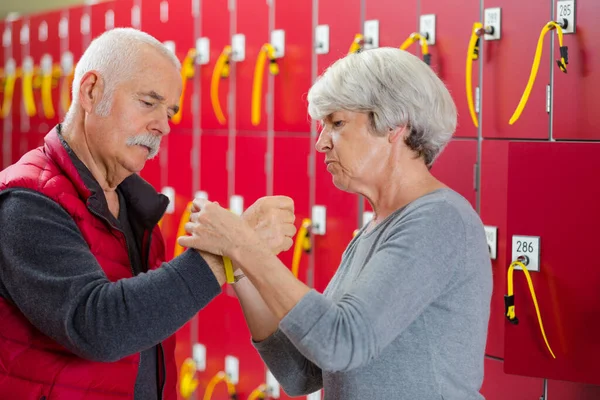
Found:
0,28 -> 295,399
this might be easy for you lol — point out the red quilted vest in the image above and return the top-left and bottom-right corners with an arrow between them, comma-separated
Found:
0,127 -> 177,399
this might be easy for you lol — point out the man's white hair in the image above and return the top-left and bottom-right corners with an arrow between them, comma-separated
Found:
307,47 -> 457,167
64,27 -> 181,124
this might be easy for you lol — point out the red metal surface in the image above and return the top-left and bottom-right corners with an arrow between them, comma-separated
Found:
10,19 -> 23,163
28,11 -> 62,149
69,6 -> 88,59
552,0 -> 600,140
481,0 -> 551,139
504,141 -> 600,385
420,0 -> 479,138
547,379 -> 600,399
90,0 -> 134,40
479,140 -> 510,359
235,0 -> 269,134
200,0 -> 229,132
273,1 -> 312,133
273,135 -> 311,282
430,139 -> 477,208
142,0 -> 196,132
480,357 -> 543,400
365,0 -> 416,48
1,20 -> 6,169
313,0 -> 361,293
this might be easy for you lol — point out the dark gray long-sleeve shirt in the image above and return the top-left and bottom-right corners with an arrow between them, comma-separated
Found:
0,190 -> 221,399
254,188 -> 493,400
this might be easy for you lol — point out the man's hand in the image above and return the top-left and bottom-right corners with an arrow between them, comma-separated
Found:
242,196 -> 297,255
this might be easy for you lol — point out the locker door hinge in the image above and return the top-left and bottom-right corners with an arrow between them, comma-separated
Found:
546,84 -> 551,113
473,163 -> 479,192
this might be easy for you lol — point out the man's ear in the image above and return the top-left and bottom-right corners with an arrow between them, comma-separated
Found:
388,125 -> 410,143
78,71 -> 104,114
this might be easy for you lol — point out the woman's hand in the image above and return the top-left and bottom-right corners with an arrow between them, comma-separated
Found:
177,198 -> 257,257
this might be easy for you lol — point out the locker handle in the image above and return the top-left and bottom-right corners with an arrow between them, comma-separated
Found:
291,218 -> 313,279
203,371 -> 237,400
505,258 -> 556,359
465,22 -> 494,128
0,68 -> 18,119
509,21 -> 568,125
399,32 -> 431,65
41,64 -> 62,120
173,201 -> 194,258
179,358 -> 199,399
22,62 -> 37,117
171,48 -> 197,125
247,384 -> 268,400
251,43 -> 278,126
348,33 -> 364,54
211,45 -> 232,125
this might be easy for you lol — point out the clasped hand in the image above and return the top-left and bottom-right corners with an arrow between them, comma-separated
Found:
177,196 -> 297,259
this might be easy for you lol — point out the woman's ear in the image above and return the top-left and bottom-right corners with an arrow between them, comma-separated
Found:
388,126 -> 409,143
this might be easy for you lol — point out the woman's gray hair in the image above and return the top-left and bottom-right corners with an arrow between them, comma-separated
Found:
307,47 -> 457,167
64,27 -> 181,124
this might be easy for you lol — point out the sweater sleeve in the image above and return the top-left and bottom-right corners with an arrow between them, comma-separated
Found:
0,189 -> 222,362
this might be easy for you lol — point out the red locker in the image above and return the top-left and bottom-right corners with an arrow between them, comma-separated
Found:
552,0 -> 600,140
232,0 -> 270,206
420,0 -> 479,138
481,1 -> 552,139
504,142 -> 600,385
90,0 -> 134,40
365,0 -> 416,48
313,0 -> 362,293
547,379 -> 600,399
11,18 -> 25,161
272,135 -> 312,282
198,0 -> 230,204
28,10 -> 62,148
235,0 -> 269,134
142,0 -> 196,132
480,357 -> 544,400
1,20 -> 8,169
479,140 -> 510,358
272,0 -> 312,133
69,6 -> 90,60
430,139 -> 477,208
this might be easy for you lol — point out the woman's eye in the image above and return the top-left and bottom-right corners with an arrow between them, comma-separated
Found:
333,120 -> 344,128
141,100 -> 154,107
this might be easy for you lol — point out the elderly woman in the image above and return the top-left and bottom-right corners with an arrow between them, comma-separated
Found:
180,47 -> 492,399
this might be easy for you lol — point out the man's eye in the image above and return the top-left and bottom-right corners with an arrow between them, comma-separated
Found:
333,121 -> 344,127
141,100 -> 154,107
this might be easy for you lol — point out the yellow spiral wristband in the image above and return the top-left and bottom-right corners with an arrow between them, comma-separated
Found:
222,256 -> 235,284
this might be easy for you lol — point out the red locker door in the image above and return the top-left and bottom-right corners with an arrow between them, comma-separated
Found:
14,18 -> 27,160
547,380 -> 600,399
232,0 -> 270,216
1,20 -> 8,169
552,0 -> 600,140
430,139 -> 477,208
199,0 -> 230,205
504,142 -> 600,385
478,140 -> 510,359
365,0 -> 416,48
28,11 -> 62,147
480,357 -> 544,400
313,0 -> 361,294
91,0 -> 134,40
272,0 -> 313,285
420,0 -> 479,138
272,1 -> 312,133
481,1 -> 552,139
